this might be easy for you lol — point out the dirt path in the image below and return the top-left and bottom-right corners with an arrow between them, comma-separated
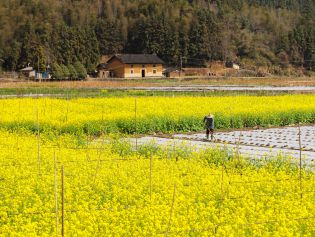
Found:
110,85 -> 315,92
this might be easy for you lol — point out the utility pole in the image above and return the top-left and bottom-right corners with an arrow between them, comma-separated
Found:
180,56 -> 183,78
179,56 -> 186,78
38,54 -> 42,83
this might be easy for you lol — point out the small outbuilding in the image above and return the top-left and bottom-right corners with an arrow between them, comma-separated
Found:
20,67 -> 36,78
96,63 -> 110,78
182,68 -> 212,77
232,63 -> 240,70
163,68 -> 185,78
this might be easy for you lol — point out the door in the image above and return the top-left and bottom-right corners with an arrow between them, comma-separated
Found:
142,69 -> 145,78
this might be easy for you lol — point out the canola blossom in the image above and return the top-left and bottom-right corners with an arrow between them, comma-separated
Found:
0,94 -> 315,134
1,130 -> 315,236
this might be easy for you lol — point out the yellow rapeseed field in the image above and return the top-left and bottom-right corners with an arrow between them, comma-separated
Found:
0,94 -> 314,134
0,130 -> 314,236
1,95 -> 315,236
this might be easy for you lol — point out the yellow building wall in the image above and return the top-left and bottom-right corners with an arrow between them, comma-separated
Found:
107,58 -> 125,78
108,58 -> 163,78
124,64 -> 163,78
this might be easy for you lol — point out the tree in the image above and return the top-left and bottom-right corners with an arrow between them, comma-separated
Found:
0,0 -> 314,73
51,63 -> 63,80
3,40 -> 21,71
188,12 -> 211,66
61,64 -> 70,79
95,18 -> 124,55
68,64 -> 78,79
74,61 -> 87,79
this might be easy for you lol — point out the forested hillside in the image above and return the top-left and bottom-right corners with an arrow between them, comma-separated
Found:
0,0 -> 314,74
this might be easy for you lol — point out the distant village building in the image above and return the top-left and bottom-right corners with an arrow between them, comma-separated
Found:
106,54 -> 164,78
163,67 -> 185,78
20,67 -> 36,78
20,66 -> 51,80
182,68 -> 213,77
96,63 -> 109,78
232,63 -> 240,70
225,61 -> 240,70
35,71 -> 51,80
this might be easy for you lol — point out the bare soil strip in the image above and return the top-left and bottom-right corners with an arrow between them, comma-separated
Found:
1,77 -> 315,89
131,126 -> 315,164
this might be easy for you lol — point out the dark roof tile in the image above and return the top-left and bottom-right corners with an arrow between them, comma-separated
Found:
108,54 -> 165,64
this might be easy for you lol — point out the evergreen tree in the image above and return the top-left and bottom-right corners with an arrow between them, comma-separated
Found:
61,64 -> 70,79
0,0 -> 314,72
178,20 -> 189,66
74,61 -> 87,79
95,18 -> 124,55
68,64 -> 78,79
3,40 -> 21,71
51,63 -> 63,80
188,14 -> 208,66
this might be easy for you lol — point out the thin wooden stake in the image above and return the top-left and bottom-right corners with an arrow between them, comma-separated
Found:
298,123 -> 303,199
221,162 -> 224,198
66,102 -> 69,122
54,151 -> 59,236
135,98 -> 138,150
102,105 -> 105,137
166,183 -> 176,236
61,166 -> 65,237
215,159 -> 225,234
150,154 -> 153,202
93,151 -> 102,186
37,108 -> 41,176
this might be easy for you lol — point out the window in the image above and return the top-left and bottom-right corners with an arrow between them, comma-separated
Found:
131,64 -> 134,68
131,69 -> 134,74
153,64 -> 156,67
142,64 -> 145,68
153,69 -> 157,74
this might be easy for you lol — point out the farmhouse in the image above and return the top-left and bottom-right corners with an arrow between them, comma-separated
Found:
96,63 -> 109,78
20,66 -> 36,78
106,54 -> 164,78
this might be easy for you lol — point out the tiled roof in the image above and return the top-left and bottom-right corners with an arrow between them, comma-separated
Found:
20,66 -> 34,71
108,54 -> 165,64
97,63 -> 108,70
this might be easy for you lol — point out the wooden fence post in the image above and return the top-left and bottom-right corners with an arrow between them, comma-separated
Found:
150,154 -> 153,202
54,151 -> 59,236
37,108 -> 41,176
135,98 -> 138,150
61,166 -> 65,237
166,183 -> 176,236
298,123 -> 303,199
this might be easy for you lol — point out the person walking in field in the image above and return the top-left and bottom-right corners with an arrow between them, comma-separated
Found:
204,113 -> 214,141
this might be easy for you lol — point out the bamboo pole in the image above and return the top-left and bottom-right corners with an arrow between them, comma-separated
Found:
298,123 -> 303,199
221,162 -> 224,198
135,98 -> 138,150
61,166 -> 65,237
37,108 -> 41,176
54,151 -> 59,236
150,154 -> 153,202
166,183 -> 176,236
102,105 -> 105,139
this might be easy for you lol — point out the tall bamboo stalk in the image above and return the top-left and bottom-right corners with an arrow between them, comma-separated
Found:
61,166 -> 65,237
298,123 -> 303,199
166,183 -> 176,236
54,151 -> 59,236
135,98 -> 138,150
37,108 -> 41,176
150,154 -> 153,202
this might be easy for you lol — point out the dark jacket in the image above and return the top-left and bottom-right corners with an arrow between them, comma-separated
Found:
204,116 -> 214,129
